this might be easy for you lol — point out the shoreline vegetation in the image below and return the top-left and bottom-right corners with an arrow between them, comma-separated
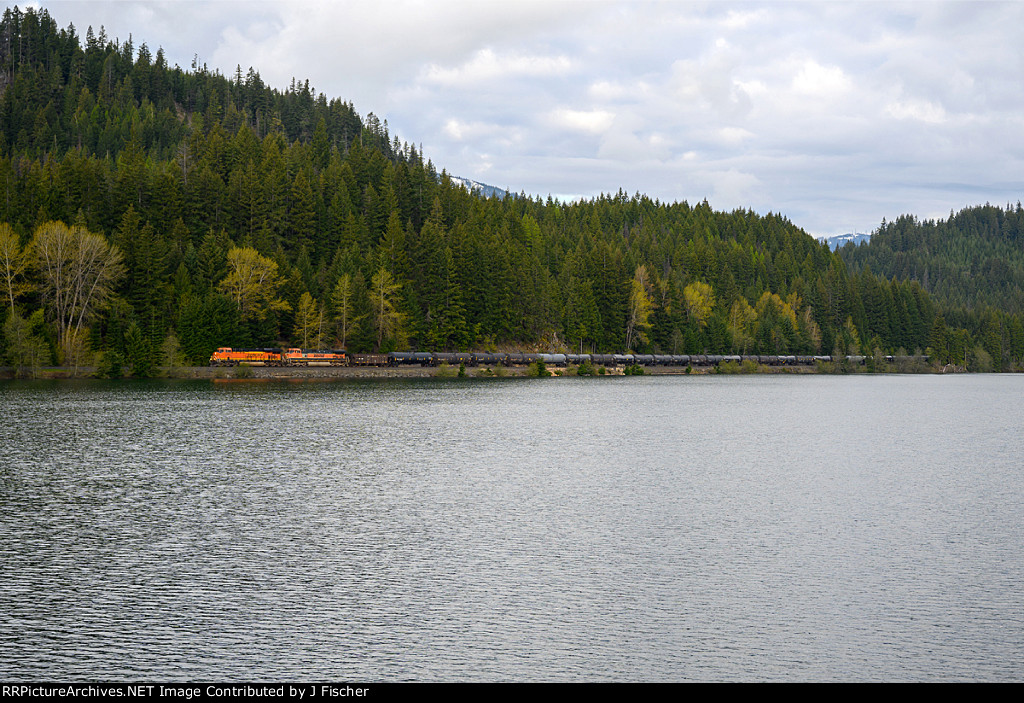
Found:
0,356 -> 948,381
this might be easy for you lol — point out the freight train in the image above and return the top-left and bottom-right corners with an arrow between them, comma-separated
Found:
210,347 -> 909,368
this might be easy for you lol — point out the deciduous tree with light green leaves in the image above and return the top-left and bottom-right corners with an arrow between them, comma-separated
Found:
684,281 -> 715,329
219,246 -> 290,322
370,267 -> 405,351
728,297 -> 757,354
0,223 -> 32,313
294,291 -> 325,349
331,272 -> 362,349
33,220 -> 125,362
3,309 -> 49,376
625,264 -> 653,350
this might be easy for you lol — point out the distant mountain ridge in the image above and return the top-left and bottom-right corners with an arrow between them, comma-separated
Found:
822,232 -> 872,250
449,176 -> 510,200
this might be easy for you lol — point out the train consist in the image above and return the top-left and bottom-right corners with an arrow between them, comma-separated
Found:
210,347 -> 349,366
210,347 -> 900,368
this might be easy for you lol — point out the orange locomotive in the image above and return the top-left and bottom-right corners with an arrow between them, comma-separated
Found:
209,347 -> 348,366
281,348 -> 348,366
209,347 -> 284,366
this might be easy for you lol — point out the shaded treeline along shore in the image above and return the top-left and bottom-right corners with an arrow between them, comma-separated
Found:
1,6 -> 1023,378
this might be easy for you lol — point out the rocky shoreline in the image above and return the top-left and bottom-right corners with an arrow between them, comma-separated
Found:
1,363 -> 826,380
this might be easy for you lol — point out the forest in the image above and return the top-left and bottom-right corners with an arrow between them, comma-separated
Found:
1,6 -> 1022,375
838,205 -> 1024,371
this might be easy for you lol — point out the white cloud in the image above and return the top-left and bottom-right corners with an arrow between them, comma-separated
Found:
791,60 -> 851,96
721,8 -> 767,30
588,80 -> 651,101
597,130 -> 671,163
443,118 -> 505,142
548,108 -> 616,135
424,49 -> 575,85
443,119 -> 468,141
704,169 -> 764,209
717,127 -> 754,145
886,98 -> 948,125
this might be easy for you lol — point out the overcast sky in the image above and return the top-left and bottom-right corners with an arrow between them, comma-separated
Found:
35,0 -> 1024,236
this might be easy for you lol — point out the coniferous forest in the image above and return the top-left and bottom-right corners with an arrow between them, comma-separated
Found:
1,6 -> 1022,375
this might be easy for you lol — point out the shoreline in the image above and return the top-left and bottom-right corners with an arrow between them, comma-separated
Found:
1,362 -> 913,381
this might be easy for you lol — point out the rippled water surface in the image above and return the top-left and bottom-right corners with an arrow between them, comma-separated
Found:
1,374 -> 1022,681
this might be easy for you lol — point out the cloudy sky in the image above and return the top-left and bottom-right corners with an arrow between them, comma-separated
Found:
37,0 -> 1024,236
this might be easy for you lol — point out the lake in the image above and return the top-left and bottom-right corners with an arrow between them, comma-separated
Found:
1,374 -> 1022,681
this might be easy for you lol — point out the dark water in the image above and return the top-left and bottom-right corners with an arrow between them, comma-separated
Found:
1,374 -> 1022,681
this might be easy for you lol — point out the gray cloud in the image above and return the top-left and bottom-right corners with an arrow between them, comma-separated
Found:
39,0 -> 1024,235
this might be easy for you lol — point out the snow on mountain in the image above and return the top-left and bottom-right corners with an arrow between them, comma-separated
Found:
449,176 -> 510,200
822,232 -> 872,251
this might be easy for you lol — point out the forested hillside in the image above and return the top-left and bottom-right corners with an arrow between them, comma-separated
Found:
838,204 -> 1024,370
840,203 -> 1024,333
1,6 -> 1021,374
